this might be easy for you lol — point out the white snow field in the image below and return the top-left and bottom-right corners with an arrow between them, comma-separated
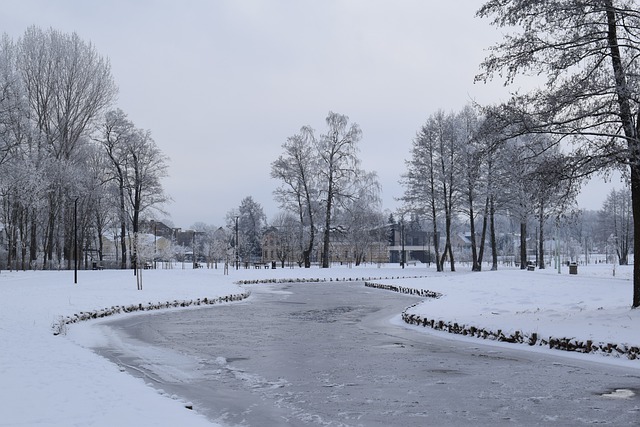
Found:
1,262 -> 638,426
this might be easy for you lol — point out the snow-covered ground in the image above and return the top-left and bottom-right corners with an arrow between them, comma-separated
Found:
1,262 -> 638,426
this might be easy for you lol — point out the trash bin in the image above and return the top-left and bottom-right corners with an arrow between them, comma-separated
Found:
271,261 -> 276,269
569,262 -> 578,275
527,261 -> 535,271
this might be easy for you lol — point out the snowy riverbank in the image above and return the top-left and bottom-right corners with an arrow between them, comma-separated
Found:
1,263 -> 638,425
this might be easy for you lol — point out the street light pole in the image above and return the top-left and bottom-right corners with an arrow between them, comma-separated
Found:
192,231 -> 197,269
153,221 -> 157,269
401,218 -> 405,269
235,216 -> 239,270
74,197 -> 78,284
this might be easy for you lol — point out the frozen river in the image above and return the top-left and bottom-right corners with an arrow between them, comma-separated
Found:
96,281 -> 640,426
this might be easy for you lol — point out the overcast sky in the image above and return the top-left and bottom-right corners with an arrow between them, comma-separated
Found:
2,1 -> 625,228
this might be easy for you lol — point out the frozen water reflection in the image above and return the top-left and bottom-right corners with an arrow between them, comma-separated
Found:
96,281 -> 640,426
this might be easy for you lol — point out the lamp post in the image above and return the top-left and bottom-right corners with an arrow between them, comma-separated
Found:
400,217 -> 405,269
151,220 -> 157,269
235,215 -> 239,270
74,197 -> 78,284
192,230 -> 197,269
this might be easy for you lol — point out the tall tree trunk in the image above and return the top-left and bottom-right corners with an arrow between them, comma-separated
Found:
29,212 -> 37,267
538,205 -> 545,269
432,219 -> 442,272
65,205 -> 73,271
118,182 -> 127,269
302,199 -> 314,269
322,180 -> 333,269
440,181 -> 455,272
490,195 -> 498,271
520,222 -> 527,269
631,165 -> 640,307
605,1 -> 640,307
469,197 -> 480,272
19,210 -> 26,271
119,220 -> 127,269
96,215 -> 104,263
429,185 -> 442,271
477,196 -> 489,270
441,209 -> 455,272
44,208 -> 55,270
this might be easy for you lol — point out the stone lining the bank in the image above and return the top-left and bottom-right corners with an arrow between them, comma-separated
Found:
52,275 -> 427,336
364,281 -> 442,299
234,275 -> 428,285
366,280 -> 640,361
52,291 -> 251,336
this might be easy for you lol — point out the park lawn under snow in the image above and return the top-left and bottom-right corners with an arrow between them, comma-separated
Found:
0,263 -> 638,426
394,263 -> 640,352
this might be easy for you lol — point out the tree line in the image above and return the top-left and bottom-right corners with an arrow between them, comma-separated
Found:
401,105 -> 577,272
0,27 -> 168,271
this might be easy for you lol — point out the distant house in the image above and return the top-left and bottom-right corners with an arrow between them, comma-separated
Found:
388,224 -> 435,264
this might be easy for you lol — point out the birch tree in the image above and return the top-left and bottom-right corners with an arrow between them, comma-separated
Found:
271,129 -> 318,268
273,111 -> 370,268
337,171 -> 383,266
316,112 -> 363,268
602,188 -> 633,265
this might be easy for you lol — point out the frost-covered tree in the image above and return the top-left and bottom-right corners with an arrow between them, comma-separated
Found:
402,110 -> 458,271
455,106 -> 486,271
269,212 -> 300,267
273,111 -> 373,268
18,27 -> 116,269
97,109 -> 134,268
227,196 -> 266,263
123,128 -> 169,271
335,171 -> 384,266
97,109 -> 169,271
315,112 -> 364,268
402,115 -> 443,271
601,188 -> 633,265
271,129 -> 318,268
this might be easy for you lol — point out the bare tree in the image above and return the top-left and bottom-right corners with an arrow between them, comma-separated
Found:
226,196 -> 266,264
476,0 -> 640,306
123,129 -> 169,272
602,188 -> 633,265
337,171 -> 383,266
16,26 -> 116,269
271,130 -> 318,268
98,109 -> 134,268
0,34 -> 27,167
455,106 -> 486,271
270,212 -> 299,267
18,26 -> 117,160
97,109 -> 169,272
315,112 -> 363,268
402,116 -> 444,271
273,111 -> 367,268
402,110 -> 458,271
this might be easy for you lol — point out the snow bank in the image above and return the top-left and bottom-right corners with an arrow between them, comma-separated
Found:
371,264 -> 640,362
0,264 -> 422,426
